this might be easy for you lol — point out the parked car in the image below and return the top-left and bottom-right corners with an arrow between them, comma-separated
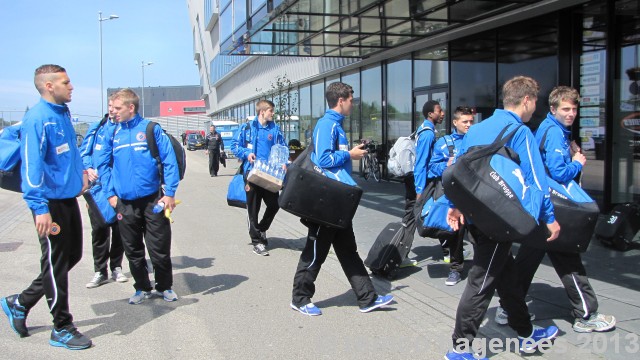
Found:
187,133 -> 205,151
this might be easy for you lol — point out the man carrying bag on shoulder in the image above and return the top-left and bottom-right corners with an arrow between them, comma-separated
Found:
289,82 -> 393,316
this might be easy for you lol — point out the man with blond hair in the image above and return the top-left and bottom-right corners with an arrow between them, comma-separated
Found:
231,99 -> 287,256
98,88 -> 181,305
494,86 -> 616,333
444,76 -> 561,360
1,64 -> 91,350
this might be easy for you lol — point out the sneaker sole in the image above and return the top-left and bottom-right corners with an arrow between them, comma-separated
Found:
289,303 -> 321,316
445,280 -> 461,286
1,298 -> 27,337
359,298 -> 394,313
49,339 -> 91,350
253,250 -> 269,256
113,277 -> 129,283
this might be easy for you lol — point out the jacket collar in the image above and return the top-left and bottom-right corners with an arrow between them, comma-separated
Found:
39,98 -> 69,115
324,109 -> 345,124
546,112 -> 571,136
121,114 -> 143,129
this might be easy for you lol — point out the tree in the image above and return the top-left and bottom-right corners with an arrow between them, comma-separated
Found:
256,74 -> 299,144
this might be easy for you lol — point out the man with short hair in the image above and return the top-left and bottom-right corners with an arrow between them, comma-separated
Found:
99,88 -> 181,305
494,86 -> 615,333
444,76 -> 561,360
413,99 -> 443,199
427,106 -> 474,286
205,125 -> 224,177
1,64 -> 91,350
290,82 -> 393,316
79,98 -> 128,289
231,100 -> 287,256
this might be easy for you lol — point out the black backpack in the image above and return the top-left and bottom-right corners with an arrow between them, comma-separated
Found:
145,121 -> 186,181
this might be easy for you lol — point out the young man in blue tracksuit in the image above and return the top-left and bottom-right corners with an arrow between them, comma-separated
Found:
1,65 -> 91,350
290,82 -> 393,316
231,100 -> 287,256
99,89 -> 180,305
427,106 -> 474,286
494,86 -> 615,333
444,76 -> 561,360
79,102 -> 128,289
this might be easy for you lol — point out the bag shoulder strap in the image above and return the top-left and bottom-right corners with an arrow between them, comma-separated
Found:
411,126 -> 432,140
146,121 -> 164,181
443,135 -> 455,158
465,124 -> 522,161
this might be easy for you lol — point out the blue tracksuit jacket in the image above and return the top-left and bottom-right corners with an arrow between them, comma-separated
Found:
79,117 -> 117,184
230,116 -> 287,174
428,129 -> 464,178
534,113 -> 583,185
98,115 -> 179,200
413,119 -> 437,194
310,110 -> 356,186
456,109 -> 555,224
20,98 -> 84,215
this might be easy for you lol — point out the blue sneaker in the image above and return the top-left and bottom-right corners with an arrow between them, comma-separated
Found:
49,325 -> 92,350
445,271 -> 462,286
359,294 -> 394,313
290,302 -> 322,316
444,350 -> 488,360
518,325 -> 559,352
1,294 -> 29,337
128,290 -> 151,305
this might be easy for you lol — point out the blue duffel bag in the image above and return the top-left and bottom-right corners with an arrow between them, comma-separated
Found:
83,182 -> 117,228
227,165 -> 247,208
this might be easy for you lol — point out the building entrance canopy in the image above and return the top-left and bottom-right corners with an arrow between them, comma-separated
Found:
222,0 -> 545,58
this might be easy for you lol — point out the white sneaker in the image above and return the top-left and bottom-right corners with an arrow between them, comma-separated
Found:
111,267 -> 129,283
86,272 -> 108,289
158,289 -> 178,302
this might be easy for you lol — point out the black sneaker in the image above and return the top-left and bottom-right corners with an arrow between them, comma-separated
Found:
1,294 -> 29,337
49,325 -> 92,350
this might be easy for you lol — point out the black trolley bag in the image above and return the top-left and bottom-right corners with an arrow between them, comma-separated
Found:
442,125 -> 545,242
278,143 -> 363,229
364,222 -> 412,278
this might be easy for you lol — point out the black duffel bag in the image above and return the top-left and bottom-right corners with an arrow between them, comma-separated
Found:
442,125 -> 545,242
526,178 -> 599,253
278,144 -> 363,229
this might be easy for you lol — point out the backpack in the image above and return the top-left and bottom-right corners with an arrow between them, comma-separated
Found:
146,121 -> 186,181
387,127 -> 431,177
0,123 -> 23,193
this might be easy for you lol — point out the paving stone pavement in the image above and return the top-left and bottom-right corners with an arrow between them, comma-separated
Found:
0,150 -> 637,359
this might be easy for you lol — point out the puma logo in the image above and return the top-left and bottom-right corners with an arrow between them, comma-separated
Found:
512,168 -> 529,200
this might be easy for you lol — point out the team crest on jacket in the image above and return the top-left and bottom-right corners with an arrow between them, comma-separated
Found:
268,134 -> 273,141
136,132 -> 146,141
117,213 -> 123,221
50,222 -> 61,235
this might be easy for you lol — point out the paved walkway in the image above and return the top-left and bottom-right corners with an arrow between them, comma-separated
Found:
0,150 -> 638,359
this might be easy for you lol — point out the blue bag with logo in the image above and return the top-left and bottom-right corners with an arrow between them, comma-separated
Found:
227,165 -> 247,208
83,182 -> 117,227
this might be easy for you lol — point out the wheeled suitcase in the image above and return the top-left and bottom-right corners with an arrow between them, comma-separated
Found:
595,203 -> 640,251
364,222 -> 413,278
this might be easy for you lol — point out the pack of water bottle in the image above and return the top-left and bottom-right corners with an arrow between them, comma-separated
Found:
247,144 -> 288,193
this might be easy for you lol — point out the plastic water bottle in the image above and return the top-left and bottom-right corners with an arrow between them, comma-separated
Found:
152,201 -> 165,214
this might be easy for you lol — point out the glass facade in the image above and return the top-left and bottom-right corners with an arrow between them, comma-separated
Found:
206,0 -> 635,209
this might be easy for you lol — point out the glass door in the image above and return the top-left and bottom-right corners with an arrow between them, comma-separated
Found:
413,88 -> 448,136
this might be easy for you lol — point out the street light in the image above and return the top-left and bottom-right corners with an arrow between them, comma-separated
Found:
98,11 -> 119,116
141,61 -> 154,118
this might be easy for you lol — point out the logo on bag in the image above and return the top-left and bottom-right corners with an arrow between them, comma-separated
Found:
607,215 -> 618,224
511,169 -> 529,200
489,171 -> 514,199
50,222 -> 61,235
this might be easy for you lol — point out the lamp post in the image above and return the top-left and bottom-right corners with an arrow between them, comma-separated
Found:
98,11 -> 119,116
141,61 -> 154,118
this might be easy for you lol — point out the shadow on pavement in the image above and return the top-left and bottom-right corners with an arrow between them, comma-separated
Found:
171,255 -> 215,270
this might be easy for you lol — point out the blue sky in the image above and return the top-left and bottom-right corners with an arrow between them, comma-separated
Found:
0,0 -> 199,123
